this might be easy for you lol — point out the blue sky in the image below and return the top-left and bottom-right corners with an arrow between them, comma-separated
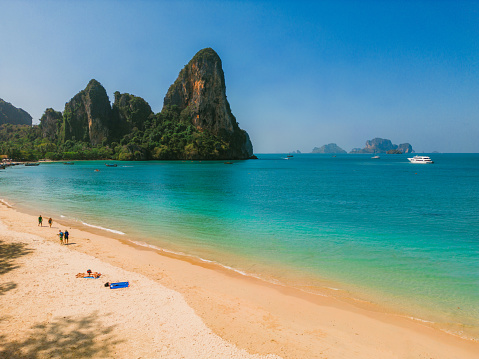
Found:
1,0 -> 478,153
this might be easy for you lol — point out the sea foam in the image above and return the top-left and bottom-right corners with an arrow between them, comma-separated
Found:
81,221 -> 125,235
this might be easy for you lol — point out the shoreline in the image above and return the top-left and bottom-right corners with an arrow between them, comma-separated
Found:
1,203 -> 478,358
6,193 -> 477,342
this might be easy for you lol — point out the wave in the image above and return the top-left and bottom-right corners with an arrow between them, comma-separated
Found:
130,240 -> 263,279
81,221 -> 125,235
0,198 -> 13,207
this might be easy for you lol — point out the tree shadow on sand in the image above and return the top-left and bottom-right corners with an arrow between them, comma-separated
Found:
0,312 -> 124,358
0,240 -> 33,276
0,282 -> 17,295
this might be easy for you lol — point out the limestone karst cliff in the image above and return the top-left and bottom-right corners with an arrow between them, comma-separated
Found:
3,49 -> 255,161
111,92 -> 153,141
39,108 -> 63,141
0,99 -> 32,126
163,48 -> 253,159
61,79 -> 112,146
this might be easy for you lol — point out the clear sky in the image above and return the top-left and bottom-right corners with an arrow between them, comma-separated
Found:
1,0 -> 478,153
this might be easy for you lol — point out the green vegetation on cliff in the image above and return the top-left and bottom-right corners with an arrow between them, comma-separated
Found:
0,104 -> 244,161
0,48 -> 254,161
0,99 -> 32,126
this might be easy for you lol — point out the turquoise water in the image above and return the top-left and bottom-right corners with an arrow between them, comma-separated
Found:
1,154 -> 478,337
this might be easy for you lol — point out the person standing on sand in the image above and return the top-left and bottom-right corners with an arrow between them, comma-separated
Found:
48,218 -> 53,228
38,215 -> 42,226
64,230 -> 69,245
58,230 -> 63,244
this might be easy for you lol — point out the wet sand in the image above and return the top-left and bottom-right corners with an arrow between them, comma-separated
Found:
0,203 -> 477,358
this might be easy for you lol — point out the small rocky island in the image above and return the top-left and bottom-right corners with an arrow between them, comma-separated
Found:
350,138 -> 414,154
312,143 -> 347,154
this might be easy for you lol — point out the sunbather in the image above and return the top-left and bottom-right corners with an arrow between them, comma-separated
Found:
76,272 -> 101,278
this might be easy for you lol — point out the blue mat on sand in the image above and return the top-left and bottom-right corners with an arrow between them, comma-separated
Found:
110,281 -> 129,289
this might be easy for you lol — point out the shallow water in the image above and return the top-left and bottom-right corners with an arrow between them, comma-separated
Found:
1,154 -> 478,338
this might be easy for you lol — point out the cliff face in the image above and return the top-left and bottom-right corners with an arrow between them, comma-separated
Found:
61,80 -> 112,146
312,143 -> 347,154
397,143 -> 414,153
0,99 -> 32,126
111,92 -> 153,141
350,138 -> 414,154
39,108 -> 63,140
163,48 -> 253,158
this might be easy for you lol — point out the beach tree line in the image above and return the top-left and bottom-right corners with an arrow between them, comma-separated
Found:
0,105 -> 230,161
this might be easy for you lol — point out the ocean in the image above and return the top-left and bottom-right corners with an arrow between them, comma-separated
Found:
1,153 -> 478,338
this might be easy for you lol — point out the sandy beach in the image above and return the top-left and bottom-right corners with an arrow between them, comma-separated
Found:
1,203 -> 478,359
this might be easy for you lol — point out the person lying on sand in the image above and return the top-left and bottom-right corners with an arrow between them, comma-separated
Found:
76,272 -> 101,278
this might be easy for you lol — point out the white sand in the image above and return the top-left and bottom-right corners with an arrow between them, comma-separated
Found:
0,217 -> 278,358
1,203 -> 478,358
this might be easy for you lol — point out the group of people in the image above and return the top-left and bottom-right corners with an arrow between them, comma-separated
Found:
37,215 -> 53,227
37,214 -> 70,245
58,229 -> 70,245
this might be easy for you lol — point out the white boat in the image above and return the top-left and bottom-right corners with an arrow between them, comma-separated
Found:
408,156 -> 434,164
371,155 -> 380,159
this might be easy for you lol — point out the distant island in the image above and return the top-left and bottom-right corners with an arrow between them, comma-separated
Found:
0,48 -> 254,161
309,139 -> 414,155
349,138 -> 414,154
312,143 -> 347,154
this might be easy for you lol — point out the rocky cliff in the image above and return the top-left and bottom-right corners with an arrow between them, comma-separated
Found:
350,138 -> 414,154
0,99 -> 32,126
61,79 -> 112,146
111,91 -> 153,141
162,48 -> 253,159
312,143 -> 347,154
39,108 -> 63,141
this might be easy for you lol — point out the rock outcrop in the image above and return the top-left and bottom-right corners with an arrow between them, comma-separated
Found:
312,143 -> 347,154
39,108 -> 63,141
397,143 -> 414,154
350,138 -> 414,154
162,48 -> 253,159
61,79 -> 112,146
6,48 -> 254,161
111,92 -> 153,141
0,99 -> 32,126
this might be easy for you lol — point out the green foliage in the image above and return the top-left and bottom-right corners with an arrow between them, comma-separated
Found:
0,103 -> 245,161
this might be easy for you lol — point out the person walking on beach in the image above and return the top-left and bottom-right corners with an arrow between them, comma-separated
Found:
64,230 -> 69,245
58,230 -> 64,244
38,215 -> 43,226
48,218 -> 53,228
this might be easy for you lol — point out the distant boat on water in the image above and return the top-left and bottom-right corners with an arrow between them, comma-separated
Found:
105,163 -> 118,167
24,163 -> 40,166
63,162 -> 74,165
287,155 -> 294,158
371,155 -> 380,159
